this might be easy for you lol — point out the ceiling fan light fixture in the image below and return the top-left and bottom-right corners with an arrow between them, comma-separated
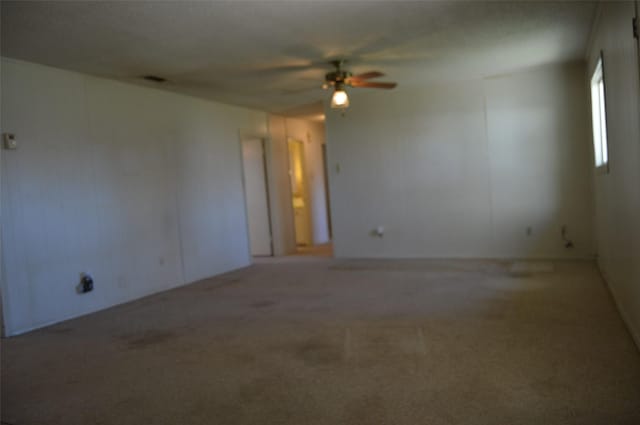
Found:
325,60 -> 395,110
331,89 -> 349,108
331,85 -> 349,109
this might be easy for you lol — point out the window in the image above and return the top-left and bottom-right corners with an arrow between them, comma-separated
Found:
590,55 -> 609,170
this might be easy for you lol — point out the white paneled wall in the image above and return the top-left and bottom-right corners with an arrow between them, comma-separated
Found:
325,62 -> 594,259
587,1 -> 640,346
1,59 -> 268,335
484,64 -> 594,258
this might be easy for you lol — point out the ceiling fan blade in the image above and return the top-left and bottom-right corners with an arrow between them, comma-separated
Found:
350,71 -> 385,80
349,81 -> 397,89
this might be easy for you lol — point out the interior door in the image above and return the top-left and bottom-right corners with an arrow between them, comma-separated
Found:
242,139 -> 272,256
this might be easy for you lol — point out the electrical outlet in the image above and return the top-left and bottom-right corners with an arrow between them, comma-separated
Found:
561,225 -> 574,248
3,133 -> 17,150
77,273 -> 94,294
371,226 -> 385,238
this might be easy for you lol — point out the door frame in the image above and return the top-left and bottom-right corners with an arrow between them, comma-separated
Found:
636,1 -> 640,83
239,136 -> 274,257
321,143 -> 333,240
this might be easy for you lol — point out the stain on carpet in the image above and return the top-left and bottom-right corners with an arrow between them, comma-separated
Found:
343,394 -> 388,425
188,397 -> 243,425
236,376 -> 279,403
232,351 -> 257,365
119,330 -> 176,350
509,261 -> 555,277
200,278 -> 242,292
274,339 -> 342,366
250,300 -> 276,309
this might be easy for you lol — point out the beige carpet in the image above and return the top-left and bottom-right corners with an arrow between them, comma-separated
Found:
2,259 -> 639,425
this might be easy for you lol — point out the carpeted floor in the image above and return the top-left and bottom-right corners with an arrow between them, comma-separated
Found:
2,258 -> 639,424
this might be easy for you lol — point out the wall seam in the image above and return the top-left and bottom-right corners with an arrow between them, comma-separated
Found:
481,81 -> 497,257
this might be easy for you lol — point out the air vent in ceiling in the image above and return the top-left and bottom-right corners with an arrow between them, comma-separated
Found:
142,75 -> 167,83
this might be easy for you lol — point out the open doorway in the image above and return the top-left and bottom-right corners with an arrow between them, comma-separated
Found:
258,113 -> 332,259
286,132 -> 333,257
241,138 -> 273,257
288,138 -> 312,247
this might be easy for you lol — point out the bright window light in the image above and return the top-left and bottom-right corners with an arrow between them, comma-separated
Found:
590,56 -> 609,169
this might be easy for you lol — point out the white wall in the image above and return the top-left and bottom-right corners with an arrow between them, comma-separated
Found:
325,62 -> 594,259
484,64 -> 594,258
587,1 -> 640,346
1,58 -> 268,335
284,118 -> 330,245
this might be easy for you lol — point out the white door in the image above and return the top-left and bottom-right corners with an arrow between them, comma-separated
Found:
242,139 -> 272,256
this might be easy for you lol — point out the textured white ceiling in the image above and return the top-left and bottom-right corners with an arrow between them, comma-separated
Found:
1,1 -> 596,114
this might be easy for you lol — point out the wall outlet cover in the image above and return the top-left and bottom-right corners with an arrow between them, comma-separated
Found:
3,133 -> 17,150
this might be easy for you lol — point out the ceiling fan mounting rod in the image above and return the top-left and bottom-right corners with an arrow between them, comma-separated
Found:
326,59 -> 353,86
331,59 -> 346,71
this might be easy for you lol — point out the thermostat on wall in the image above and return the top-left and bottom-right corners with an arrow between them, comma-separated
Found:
3,133 -> 17,150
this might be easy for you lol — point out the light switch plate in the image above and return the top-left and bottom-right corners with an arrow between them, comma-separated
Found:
3,133 -> 17,150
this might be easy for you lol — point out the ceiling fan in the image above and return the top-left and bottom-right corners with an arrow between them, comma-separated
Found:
323,60 -> 397,109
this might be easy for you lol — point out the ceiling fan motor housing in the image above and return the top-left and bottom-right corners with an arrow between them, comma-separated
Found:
325,70 -> 353,87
